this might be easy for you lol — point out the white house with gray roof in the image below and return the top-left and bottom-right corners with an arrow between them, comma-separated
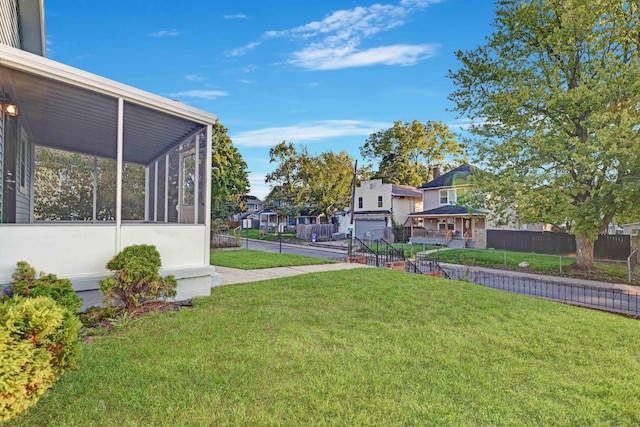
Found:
352,178 -> 423,240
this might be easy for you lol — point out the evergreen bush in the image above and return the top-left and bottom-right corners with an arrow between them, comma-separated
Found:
99,244 -> 177,310
11,261 -> 83,313
0,296 -> 82,421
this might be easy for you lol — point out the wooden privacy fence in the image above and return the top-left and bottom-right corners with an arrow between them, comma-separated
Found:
296,224 -> 338,241
487,230 -> 630,260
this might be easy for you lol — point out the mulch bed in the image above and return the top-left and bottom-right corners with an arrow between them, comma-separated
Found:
81,300 -> 193,342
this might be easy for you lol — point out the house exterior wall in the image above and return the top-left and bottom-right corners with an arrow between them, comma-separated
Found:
0,225 -> 117,282
120,224 -> 206,268
0,0 -> 21,49
355,179 -> 392,212
422,188 -> 440,209
391,196 -> 420,225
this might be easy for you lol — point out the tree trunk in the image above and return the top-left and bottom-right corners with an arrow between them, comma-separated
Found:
574,233 -> 595,269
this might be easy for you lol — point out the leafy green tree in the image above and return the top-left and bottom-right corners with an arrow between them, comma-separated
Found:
265,142 -> 370,222
210,122 -> 250,220
298,150 -> 360,221
265,142 -> 304,213
359,120 -> 462,187
449,0 -> 640,268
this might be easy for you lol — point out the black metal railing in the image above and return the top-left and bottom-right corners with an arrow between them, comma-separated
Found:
408,253 -> 451,279
443,266 -> 639,317
349,237 -> 405,267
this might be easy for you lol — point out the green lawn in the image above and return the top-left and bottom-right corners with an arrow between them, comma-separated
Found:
8,269 -> 640,426
210,249 -> 336,269
436,249 -> 636,284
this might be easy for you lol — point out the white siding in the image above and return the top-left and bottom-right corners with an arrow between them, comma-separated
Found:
0,0 -> 21,49
0,225 -> 117,282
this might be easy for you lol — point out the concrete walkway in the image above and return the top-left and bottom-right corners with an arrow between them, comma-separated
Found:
214,263 -> 372,286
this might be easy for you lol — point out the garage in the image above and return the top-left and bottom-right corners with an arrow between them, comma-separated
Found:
354,217 -> 387,240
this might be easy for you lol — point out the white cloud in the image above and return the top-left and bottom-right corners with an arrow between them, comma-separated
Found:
227,41 -> 261,57
265,0 -> 442,70
148,29 -> 180,37
224,13 -> 248,19
168,90 -> 228,100
231,120 -> 388,147
264,29 -> 289,39
291,43 -> 438,70
185,74 -> 207,82
241,64 -> 257,73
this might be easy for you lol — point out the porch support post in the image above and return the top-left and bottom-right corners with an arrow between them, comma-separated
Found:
154,161 -> 158,221
204,124 -> 212,264
164,154 -> 169,223
144,165 -> 149,222
93,156 -> 97,223
115,97 -> 124,252
194,134 -> 200,224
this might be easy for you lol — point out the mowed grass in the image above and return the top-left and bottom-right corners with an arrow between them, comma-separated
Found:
8,269 -> 640,426
437,249 -> 634,283
436,249 -> 574,272
210,249 -> 336,269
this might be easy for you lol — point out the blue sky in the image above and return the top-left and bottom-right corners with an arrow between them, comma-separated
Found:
44,0 -> 496,199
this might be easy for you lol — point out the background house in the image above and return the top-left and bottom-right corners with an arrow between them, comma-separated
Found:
409,164 -> 485,248
244,195 -> 263,213
0,0 -> 220,309
352,179 -> 423,241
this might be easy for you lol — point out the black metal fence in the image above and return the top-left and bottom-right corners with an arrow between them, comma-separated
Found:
487,230 -> 630,260
443,266 -> 639,317
349,237 -> 405,267
407,254 -> 450,279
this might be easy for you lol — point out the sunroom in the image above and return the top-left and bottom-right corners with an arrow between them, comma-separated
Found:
0,44 -> 219,309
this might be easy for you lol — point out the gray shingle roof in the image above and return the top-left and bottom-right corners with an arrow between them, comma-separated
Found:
391,184 -> 422,197
418,164 -> 476,189
409,205 -> 484,216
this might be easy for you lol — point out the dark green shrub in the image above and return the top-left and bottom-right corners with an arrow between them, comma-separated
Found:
99,244 -> 177,310
0,296 -> 82,421
11,261 -> 83,313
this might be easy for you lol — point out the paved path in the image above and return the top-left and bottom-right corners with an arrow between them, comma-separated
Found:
214,263 -> 372,286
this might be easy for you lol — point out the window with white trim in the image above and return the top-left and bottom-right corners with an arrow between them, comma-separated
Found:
358,197 -> 363,209
377,195 -> 383,208
439,189 -> 457,205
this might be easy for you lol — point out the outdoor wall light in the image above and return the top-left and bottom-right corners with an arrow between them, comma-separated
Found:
0,96 -> 19,117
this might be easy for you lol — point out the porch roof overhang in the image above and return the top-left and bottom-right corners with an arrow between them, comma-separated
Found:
409,205 -> 485,218
0,44 -> 217,165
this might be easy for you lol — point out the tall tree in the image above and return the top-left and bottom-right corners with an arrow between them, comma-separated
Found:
264,141 -> 304,212
449,0 -> 640,268
210,122 -> 250,219
298,150 -> 360,221
265,142 -> 370,222
359,120 -> 462,187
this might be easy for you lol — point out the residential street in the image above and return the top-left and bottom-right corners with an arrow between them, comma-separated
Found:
238,238 -> 348,260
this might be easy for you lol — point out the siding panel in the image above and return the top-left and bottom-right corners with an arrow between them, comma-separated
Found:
0,0 -> 21,49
